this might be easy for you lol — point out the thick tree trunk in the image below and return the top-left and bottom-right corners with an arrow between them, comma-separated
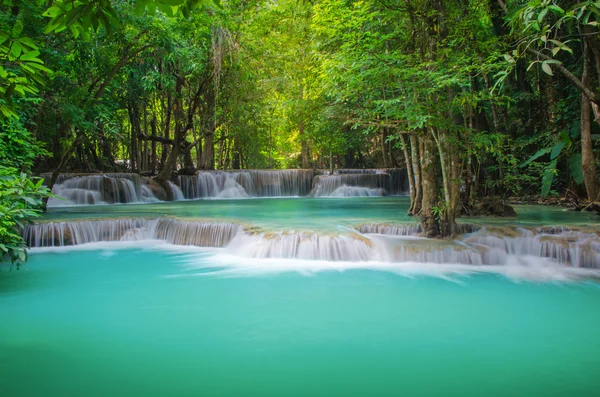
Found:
420,134 -> 440,237
581,40 -> 599,201
200,132 -> 215,170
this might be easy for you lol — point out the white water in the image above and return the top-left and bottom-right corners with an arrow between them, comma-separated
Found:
47,174 -> 158,206
167,181 -> 185,201
177,170 -> 316,199
310,173 -> 393,197
329,186 -> 385,197
22,219 -> 600,270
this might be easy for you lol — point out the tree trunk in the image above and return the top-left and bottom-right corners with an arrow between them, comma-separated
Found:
410,134 -> 422,215
200,132 -> 215,170
581,39 -> 599,201
381,129 -> 390,168
300,120 -> 309,168
150,116 -> 157,173
399,134 -> 416,214
420,134 -> 440,237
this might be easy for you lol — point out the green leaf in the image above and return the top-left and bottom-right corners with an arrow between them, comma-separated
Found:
550,141 -> 565,159
541,61 -> 553,76
159,0 -> 185,5
10,42 -> 22,58
503,54 -> 515,63
20,50 -> 41,61
135,0 -> 147,16
568,154 -> 584,184
548,5 -> 564,15
541,159 -> 557,196
520,147 -> 551,167
12,20 -> 24,38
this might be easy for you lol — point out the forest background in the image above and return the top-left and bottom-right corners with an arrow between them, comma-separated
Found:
1,0 -> 599,261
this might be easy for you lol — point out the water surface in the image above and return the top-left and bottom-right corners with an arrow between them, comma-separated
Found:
1,248 -> 600,396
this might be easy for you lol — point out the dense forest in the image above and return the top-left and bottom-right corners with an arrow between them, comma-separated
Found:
1,0 -> 599,262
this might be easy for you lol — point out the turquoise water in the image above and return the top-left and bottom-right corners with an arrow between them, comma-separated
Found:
40,197 -> 599,231
3,198 -> 600,396
2,247 -> 600,396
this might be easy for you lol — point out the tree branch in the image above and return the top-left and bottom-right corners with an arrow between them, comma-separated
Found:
525,48 -> 600,104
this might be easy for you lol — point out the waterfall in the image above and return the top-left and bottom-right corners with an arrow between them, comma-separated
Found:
310,172 -> 400,197
319,169 -> 408,195
167,181 -> 185,201
151,218 -> 242,247
356,223 -> 480,236
44,173 -> 157,206
43,169 -> 407,203
329,186 -> 385,197
177,169 -> 315,199
22,219 -> 600,268
22,218 -> 241,248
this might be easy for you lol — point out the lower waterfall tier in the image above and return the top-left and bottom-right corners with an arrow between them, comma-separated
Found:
21,218 -> 600,269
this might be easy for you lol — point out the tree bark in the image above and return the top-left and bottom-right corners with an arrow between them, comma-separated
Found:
581,40 -> 599,201
420,134 -> 440,237
399,133 -> 416,214
410,134 -> 422,215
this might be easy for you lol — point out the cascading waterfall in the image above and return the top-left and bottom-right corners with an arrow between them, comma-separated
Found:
167,181 -> 185,201
177,169 -> 315,199
22,218 -> 241,248
310,169 -> 408,197
42,169 -> 408,204
45,173 -> 158,206
329,186 -> 385,197
22,219 -> 600,268
356,223 -> 480,236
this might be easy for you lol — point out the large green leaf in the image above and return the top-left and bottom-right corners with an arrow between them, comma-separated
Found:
568,154 -> 584,184
520,147 -> 551,167
550,141 -> 565,159
541,159 -> 557,196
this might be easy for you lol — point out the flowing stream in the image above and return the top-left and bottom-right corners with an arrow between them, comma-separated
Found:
2,191 -> 600,396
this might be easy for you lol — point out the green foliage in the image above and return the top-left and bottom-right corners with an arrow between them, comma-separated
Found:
0,118 -> 50,171
0,166 -> 50,268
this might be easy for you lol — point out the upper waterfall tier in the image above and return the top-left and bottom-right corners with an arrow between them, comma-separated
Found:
42,169 -> 408,205
22,218 -> 600,269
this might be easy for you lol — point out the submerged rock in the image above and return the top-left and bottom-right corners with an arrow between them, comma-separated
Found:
465,199 -> 517,217
141,177 -> 167,201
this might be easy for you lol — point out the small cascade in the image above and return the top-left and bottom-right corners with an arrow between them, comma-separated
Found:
22,218 -> 241,248
355,223 -> 480,236
330,186 -> 385,197
22,219 -> 149,247
244,169 -> 314,196
320,169 -> 408,195
310,172 -> 399,197
462,228 -> 600,268
140,185 -> 160,203
45,173 -> 157,206
167,181 -> 185,201
356,223 -> 423,235
177,169 -> 315,199
227,232 -> 374,261
152,218 -> 241,247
